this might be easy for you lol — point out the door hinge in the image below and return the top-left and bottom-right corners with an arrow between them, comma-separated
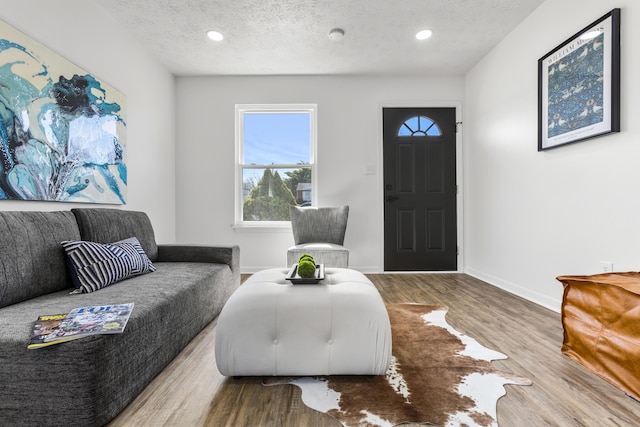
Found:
455,121 -> 463,133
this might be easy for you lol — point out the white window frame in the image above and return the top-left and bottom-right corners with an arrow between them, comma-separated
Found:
234,104 -> 317,229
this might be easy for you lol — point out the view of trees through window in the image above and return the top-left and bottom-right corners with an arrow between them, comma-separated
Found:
238,106 -> 316,222
242,166 -> 311,221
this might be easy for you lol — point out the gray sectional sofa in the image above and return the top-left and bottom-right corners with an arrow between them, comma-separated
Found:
0,208 -> 240,426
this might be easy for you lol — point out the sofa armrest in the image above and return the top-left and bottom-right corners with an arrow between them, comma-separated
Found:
157,245 -> 240,277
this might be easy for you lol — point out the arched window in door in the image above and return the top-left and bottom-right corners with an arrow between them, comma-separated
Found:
398,116 -> 442,136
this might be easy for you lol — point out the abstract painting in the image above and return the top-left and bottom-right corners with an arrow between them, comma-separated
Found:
0,19 -> 126,203
538,8 -> 620,151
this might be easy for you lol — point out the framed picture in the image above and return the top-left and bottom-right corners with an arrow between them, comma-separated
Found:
538,8 -> 620,151
0,18 -> 127,203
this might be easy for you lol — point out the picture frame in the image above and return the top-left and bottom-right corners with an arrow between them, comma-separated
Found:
538,8 -> 620,151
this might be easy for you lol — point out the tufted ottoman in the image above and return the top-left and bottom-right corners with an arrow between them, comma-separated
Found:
215,268 -> 392,376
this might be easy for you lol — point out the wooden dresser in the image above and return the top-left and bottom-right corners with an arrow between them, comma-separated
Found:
557,272 -> 640,399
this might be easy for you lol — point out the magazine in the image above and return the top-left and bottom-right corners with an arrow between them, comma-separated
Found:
28,313 -> 79,349
28,303 -> 134,349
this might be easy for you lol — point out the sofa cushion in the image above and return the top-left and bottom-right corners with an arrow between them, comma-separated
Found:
62,237 -> 156,293
72,208 -> 158,261
0,211 -> 80,308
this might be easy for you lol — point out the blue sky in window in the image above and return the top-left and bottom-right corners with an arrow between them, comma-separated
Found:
244,113 -> 310,164
398,116 -> 441,136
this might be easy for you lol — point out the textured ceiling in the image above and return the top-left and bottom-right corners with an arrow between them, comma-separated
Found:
94,0 -> 544,76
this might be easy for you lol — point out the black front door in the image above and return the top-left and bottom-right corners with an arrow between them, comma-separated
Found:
383,107 -> 457,271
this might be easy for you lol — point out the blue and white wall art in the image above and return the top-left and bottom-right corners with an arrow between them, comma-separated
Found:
538,9 -> 620,151
0,19 -> 126,204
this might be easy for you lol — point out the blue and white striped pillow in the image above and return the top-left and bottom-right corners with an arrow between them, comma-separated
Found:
62,237 -> 156,293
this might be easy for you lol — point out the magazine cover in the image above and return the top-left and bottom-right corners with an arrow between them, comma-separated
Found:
43,303 -> 134,343
28,313 -> 78,349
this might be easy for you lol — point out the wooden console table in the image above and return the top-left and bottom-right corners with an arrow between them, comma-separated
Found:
557,272 -> 640,399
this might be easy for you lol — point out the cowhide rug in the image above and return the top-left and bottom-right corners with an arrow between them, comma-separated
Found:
264,303 -> 531,427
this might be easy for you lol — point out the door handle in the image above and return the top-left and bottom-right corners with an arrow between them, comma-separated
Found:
385,195 -> 399,202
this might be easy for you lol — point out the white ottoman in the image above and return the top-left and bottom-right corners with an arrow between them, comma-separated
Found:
215,268 -> 392,376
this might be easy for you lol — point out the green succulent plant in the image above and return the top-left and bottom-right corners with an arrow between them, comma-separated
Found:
299,254 -> 315,263
297,259 -> 316,278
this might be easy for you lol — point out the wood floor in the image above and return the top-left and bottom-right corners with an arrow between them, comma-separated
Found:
108,273 -> 639,426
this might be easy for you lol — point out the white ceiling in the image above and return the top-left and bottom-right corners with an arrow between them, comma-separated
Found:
96,0 -> 544,76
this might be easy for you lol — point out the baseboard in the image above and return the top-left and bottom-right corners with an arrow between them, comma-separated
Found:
349,265 -> 379,274
241,266 -> 284,274
465,267 -> 561,313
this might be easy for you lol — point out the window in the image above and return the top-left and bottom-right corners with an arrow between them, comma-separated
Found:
398,116 -> 442,136
235,104 -> 317,226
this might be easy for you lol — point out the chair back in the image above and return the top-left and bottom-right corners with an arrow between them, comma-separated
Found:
290,206 -> 349,245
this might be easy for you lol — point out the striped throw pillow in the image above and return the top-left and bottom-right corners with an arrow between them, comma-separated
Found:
62,237 -> 156,293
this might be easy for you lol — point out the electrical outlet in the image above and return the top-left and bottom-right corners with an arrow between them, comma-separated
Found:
601,261 -> 613,273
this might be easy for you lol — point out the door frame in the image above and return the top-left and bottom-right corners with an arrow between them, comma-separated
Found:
377,101 -> 464,273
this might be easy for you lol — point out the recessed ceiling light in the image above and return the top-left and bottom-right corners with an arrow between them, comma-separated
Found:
416,29 -> 433,41
207,30 -> 224,41
580,30 -> 602,41
328,28 -> 345,42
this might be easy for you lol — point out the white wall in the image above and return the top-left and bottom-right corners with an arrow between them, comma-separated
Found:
0,1 -> 176,242
464,0 -> 639,311
175,75 -> 464,272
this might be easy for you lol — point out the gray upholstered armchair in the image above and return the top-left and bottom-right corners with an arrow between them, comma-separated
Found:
287,206 -> 349,268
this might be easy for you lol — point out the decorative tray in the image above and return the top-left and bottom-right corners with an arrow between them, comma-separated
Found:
285,263 -> 325,284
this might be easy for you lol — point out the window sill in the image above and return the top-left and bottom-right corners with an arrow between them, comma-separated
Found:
232,222 -> 292,233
